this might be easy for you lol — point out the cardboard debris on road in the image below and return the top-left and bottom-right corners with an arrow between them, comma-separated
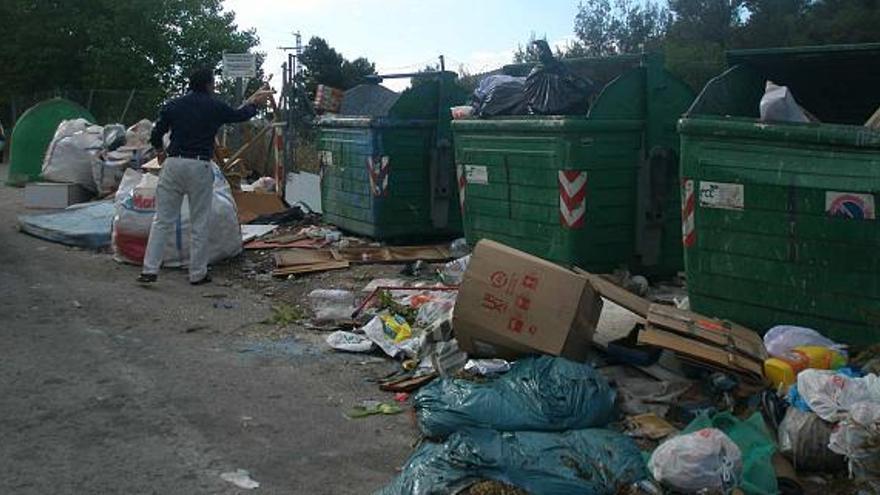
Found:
233,191 -> 286,223
453,240 -> 602,362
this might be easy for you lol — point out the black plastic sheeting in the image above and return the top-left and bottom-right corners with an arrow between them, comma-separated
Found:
375,427 -> 648,495
414,356 -> 616,439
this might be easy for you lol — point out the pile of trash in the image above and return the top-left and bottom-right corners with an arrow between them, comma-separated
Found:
42,118 -> 156,196
304,238 -> 880,494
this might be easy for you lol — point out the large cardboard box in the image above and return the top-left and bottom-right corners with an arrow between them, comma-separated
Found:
453,240 -> 602,362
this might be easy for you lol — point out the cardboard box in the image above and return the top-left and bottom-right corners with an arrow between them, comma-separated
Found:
25,182 -> 92,209
453,240 -> 602,362
232,191 -> 286,223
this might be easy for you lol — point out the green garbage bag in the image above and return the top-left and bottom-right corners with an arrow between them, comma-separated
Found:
682,412 -> 778,495
414,356 -> 615,438
375,428 -> 648,495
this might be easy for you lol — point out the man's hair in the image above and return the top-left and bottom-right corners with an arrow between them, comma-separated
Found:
188,68 -> 215,92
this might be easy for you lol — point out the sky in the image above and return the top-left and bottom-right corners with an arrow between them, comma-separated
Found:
221,0 -> 581,92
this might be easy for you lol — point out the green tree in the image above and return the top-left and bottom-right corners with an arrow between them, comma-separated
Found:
572,0 -> 670,56
298,36 -> 376,98
0,0 -> 263,122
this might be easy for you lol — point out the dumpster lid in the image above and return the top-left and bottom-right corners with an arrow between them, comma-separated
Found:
726,43 -> 880,125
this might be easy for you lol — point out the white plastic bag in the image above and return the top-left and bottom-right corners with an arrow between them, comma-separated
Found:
361,314 -> 420,358
829,401 -> 880,490
764,325 -> 847,358
42,119 -> 103,191
778,406 -> 844,471
439,255 -> 471,285
326,331 -> 374,353
648,428 -> 743,494
125,119 -> 153,148
112,164 -> 242,267
308,289 -> 356,322
797,370 -> 877,422
760,82 -> 810,124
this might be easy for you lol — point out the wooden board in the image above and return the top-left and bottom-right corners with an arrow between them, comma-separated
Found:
271,261 -> 349,277
332,245 -> 453,264
274,249 -> 338,267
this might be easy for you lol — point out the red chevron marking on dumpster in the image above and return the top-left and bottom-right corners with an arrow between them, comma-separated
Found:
558,171 -> 587,229
456,164 -> 466,212
366,156 -> 390,197
682,178 -> 696,248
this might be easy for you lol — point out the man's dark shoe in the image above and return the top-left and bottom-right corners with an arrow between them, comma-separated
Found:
190,274 -> 212,286
137,273 -> 158,284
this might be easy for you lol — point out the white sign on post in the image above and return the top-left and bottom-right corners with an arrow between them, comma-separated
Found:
222,53 -> 256,78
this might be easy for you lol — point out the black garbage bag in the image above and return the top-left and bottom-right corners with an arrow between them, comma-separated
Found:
524,40 -> 596,115
472,75 -> 529,117
375,427 -> 648,495
414,356 -> 616,438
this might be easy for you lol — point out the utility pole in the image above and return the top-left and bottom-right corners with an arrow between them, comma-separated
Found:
277,31 -> 305,175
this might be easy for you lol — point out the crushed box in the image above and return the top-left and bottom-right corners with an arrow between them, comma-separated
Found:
453,240 -> 602,362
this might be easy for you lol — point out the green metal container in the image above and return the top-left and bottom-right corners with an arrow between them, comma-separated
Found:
452,55 -> 694,274
317,73 -> 469,241
6,98 -> 95,186
679,43 -> 880,345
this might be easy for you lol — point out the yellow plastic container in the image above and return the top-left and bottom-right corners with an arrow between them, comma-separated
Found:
764,346 -> 846,389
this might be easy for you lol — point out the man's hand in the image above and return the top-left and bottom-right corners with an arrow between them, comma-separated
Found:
246,85 -> 275,107
156,149 -> 167,165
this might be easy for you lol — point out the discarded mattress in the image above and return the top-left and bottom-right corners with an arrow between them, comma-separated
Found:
17,200 -> 114,248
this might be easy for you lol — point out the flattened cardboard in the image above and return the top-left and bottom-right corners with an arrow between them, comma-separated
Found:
233,191 -> 285,223
647,303 -> 767,362
453,240 -> 602,362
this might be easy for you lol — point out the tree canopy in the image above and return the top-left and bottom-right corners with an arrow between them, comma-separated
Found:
0,0 -> 263,123
297,36 -> 377,99
519,0 -> 880,90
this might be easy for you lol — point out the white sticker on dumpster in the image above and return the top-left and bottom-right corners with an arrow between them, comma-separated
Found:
699,181 -> 744,210
319,150 -> 333,167
826,192 -> 875,220
465,165 -> 489,185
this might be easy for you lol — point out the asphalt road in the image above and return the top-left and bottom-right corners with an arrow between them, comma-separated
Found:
0,164 -> 413,494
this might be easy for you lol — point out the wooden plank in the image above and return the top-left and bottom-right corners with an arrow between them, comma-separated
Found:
271,261 -> 349,277
274,249 -> 337,267
332,245 -> 453,263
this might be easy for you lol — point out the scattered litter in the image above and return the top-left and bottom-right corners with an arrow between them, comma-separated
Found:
464,359 -> 511,376
829,401 -> 880,491
241,224 -> 278,243
18,200 -> 114,248
796,369 -> 880,422
415,356 -> 615,438
649,428 -> 743,495
625,413 -> 678,440
778,406 -> 845,471
400,259 -> 427,277
764,325 -> 848,358
377,428 -> 647,495
308,289 -> 356,323
346,400 -> 403,419
438,254 -> 470,285
71,300 -> 82,309
361,314 -> 419,359
220,469 -> 260,490
326,331 -> 374,353
430,339 -> 468,377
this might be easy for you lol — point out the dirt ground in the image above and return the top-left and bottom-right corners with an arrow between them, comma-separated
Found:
0,163 -> 415,494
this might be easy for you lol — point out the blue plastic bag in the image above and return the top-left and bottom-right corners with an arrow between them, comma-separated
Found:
414,356 -> 616,438
376,428 -> 647,495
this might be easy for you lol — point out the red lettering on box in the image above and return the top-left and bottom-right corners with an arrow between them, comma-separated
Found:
515,296 -> 531,311
522,275 -> 539,290
490,271 -> 508,289
528,325 -> 538,335
508,317 -> 524,333
481,293 -> 508,313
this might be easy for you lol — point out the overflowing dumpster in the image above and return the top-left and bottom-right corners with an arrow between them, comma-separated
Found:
452,54 -> 694,275
317,72 -> 469,241
679,43 -> 880,345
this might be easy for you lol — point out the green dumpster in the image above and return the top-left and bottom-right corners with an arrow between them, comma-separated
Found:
6,98 -> 95,186
317,72 -> 469,241
452,54 -> 694,275
679,43 -> 880,345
